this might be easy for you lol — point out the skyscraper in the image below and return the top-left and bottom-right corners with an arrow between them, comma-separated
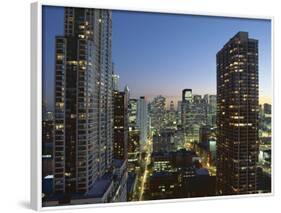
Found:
137,96 -> 148,151
216,32 -> 259,195
203,94 -> 217,126
181,89 -> 192,130
113,88 -> 129,160
169,101 -> 175,112
128,99 -> 138,128
128,99 -> 141,169
112,74 -> 120,91
150,95 -> 166,132
176,100 -> 182,125
181,89 -> 206,143
193,95 -> 202,104
182,89 -> 192,102
53,8 -> 113,195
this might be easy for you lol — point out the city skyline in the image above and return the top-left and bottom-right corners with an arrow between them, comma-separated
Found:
43,6 -> 272,111
42,6 -> 272,206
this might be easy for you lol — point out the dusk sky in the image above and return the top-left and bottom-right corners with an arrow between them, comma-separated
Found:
43,6 -> 272,110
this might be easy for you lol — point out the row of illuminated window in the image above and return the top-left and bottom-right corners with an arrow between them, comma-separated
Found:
229,123 -> 253,127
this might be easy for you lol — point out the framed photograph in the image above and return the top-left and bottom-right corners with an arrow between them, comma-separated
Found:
31,1 -> 273,210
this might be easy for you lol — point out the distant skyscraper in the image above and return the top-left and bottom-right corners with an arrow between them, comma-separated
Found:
165,100 -> 177,128
53,8 -> 113,195
182,89 -> 192,103
137,96 -> 148,150
203,94 -> 209,104
199,125 -> 211,144
193,94 -> 202,104
112,74 -> 120,91
128,99 -> 138,127
177,101 -> 182,112
216,32 -> 259,195
150,95 -> 166,132
181,89 -> 206,143
204,94 -> 217,126
113,87 -> 129,160
181,89 -> 192,133
181,89 -> 192,140
128,99 -> 140,170
170,101 -> 175,112
177,100 -> 182,125
209,95 -> 217,113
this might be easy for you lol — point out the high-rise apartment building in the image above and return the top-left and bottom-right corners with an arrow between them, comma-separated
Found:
53,8 -> 113,195
216,32 -> 259,195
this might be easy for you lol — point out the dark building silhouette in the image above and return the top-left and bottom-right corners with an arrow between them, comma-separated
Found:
216,32 -> 259,195
113,88 -> 129,160
199,125 -> 211,144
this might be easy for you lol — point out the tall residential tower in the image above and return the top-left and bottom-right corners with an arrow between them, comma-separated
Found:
53,8 -> 113,195
216,32 -> 259,195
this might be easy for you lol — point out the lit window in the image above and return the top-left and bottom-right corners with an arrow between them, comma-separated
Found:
55,124 -> 64,130
67,60 -> 77,65
57,54 -> 64,60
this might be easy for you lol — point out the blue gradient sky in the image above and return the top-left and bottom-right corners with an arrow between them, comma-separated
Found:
43,6 -> 272,110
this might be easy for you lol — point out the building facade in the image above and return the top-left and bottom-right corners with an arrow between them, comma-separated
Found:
137,96 -> 148,151
181,89 -> 207,144
216,32 -> 259,195
149,95 -> 166,132
113,89 -> 129,160
53,8 -> 113,195
153,128 -> 176,153
128,99 -> 141,169
112,73 -> 120,91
